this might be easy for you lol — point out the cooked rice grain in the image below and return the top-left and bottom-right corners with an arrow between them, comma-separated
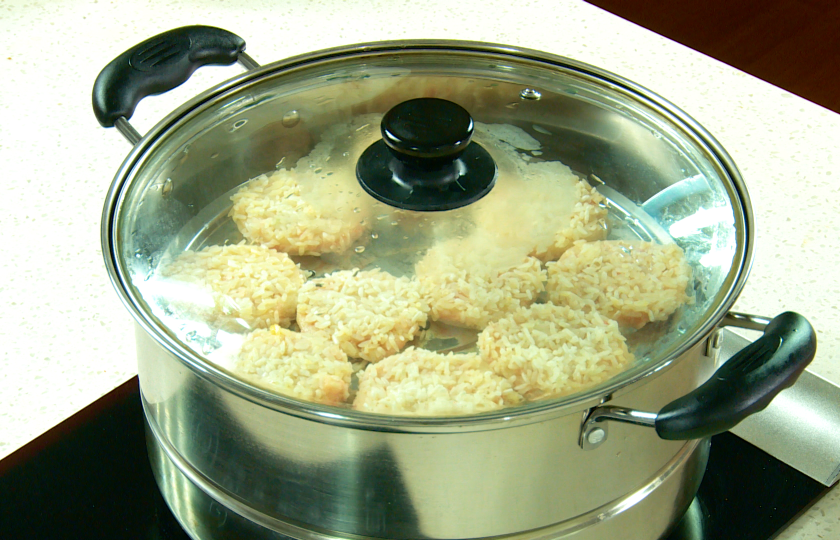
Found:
546,240 -> 693,329
159,244 -> 304,330
478,303 -> 633,400
234,326 -> 352,406
415,235 -> 546,329
353,347 -> 523,415
531,180 -> 609,262
229,170 -> 365,256
297,269 -> 429,362
469,151 -> 608,263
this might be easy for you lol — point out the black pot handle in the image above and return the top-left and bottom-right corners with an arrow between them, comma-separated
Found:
92,25 -> 255,133
580,312 -> 816,448
654,311 -> 815,439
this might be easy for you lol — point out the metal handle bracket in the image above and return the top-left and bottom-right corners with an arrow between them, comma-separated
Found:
579,311 -> 815,450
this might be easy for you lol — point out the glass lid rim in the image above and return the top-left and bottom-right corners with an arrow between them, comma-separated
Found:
102,39 -> 756,431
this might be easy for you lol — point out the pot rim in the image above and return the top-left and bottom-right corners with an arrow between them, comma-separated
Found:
102,39 -> 755,432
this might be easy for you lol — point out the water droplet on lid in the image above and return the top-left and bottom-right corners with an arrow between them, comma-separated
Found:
533,125 -> 552,135
505,102 -> 520,109
229,119 -> 248,132
652,131 -> 662,139
162,178 -> 173,196
354,246 -> 365,253
342,152 -> 350,157
390,221 -> 398,226
353,207 -> 361,213
519,88 -> 541,100
202,338 -> 222,355
376,214 -> 388,221
371,233 -> 379,239
281,110 -> 300,128
210,152 -> 220,159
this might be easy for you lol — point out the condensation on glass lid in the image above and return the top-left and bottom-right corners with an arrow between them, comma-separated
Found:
136,116 -> 707,415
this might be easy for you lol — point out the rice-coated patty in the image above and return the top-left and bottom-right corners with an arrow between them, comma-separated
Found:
546,240 -> 693,329
234,326 -> 352,406
415,234 -> 546,329
530,180 -> 609,262
296,268 -> 429,362
469,152 -> 608,263
478,303 -> 634,400
229,169 -> 365,256
159,244 -> 304,329
353,347 -> 523,415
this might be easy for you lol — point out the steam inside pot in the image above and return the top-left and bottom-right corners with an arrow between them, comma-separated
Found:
138,116 -> 698,415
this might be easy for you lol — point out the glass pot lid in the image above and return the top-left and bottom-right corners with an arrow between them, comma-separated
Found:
111,43 -> 750,419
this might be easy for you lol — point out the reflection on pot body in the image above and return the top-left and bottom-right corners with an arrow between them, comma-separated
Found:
93,32 -> 821,540
147,422 -> 709,540
139,327 -> 716,539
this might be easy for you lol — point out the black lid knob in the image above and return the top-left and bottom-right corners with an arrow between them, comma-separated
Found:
356,98 -> 497,211
382,98 -> 474,163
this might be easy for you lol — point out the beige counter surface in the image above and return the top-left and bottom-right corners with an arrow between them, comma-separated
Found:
1,0 -> 837,537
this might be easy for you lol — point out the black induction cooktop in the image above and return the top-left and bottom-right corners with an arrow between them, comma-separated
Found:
0,377 -> 831,540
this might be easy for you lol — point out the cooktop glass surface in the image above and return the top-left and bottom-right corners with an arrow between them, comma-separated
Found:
0,377 -> 831,540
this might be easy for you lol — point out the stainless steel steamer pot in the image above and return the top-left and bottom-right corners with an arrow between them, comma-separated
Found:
93,26 -> 817,540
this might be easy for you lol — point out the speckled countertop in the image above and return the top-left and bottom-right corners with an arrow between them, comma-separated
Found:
1,0 -> 838,537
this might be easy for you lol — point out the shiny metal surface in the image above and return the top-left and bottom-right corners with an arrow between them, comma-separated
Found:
589,407 -> 659,428
114,116 -> 141,145
585,426 -> 607,445
579,407 -> 657,450
103,42 -> 754,429
704,328 -> 723,358
101,41 -> 760,540
147,408 -> 709,540
723,330 -> 840,487
577,309 -> 773,451
721,311 -> 772,332
237,52 -> 260,70
138,323 -> 716,539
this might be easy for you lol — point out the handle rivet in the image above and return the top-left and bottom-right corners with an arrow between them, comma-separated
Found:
587,427 -> 606,445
